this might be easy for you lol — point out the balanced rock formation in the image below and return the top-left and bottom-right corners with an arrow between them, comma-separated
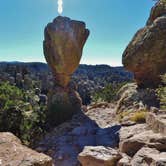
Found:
44,16 -> 89,87
43,16 -> 89,125
122,0 -> 166,87
0,132 -> 52,166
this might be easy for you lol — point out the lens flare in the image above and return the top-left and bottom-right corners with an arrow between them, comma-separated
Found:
58,0 -> 63,15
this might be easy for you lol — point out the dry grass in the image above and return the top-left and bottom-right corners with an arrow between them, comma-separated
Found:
130,111 -> 147,123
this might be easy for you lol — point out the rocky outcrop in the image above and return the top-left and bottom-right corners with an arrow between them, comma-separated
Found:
119,124 -> 148,142
120,130 -> 166,156
43,16 -> 89,125
44,16 -> 89,88
116,83 -> 159,113
47,85 -> 82,126
131,147 -> 166,166
146,112 -> 166,135
78,146 -> 122,166
0,132 -> 52,166
122,0 -> 166,87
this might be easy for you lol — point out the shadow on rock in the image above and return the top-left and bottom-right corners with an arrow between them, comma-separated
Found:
36,111 -> 121,166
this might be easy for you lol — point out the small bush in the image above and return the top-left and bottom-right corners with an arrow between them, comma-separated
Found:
92,82 -> 127,103
130,111 -> 147,123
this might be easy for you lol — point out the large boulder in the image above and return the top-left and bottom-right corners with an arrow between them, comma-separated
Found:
122,0 -> 166,87
78,146 -> 122,166
0,132 -> 52,166
44,16 -> 89,87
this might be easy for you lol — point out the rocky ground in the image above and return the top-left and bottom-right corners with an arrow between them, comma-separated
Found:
35,103 -> 166,166
35,103 -> 119,166
0,132 -> 52,166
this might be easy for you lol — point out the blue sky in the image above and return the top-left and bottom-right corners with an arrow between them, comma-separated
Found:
0,0 -> 155,66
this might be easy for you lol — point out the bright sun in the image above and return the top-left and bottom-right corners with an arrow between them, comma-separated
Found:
57,0 -> 63,15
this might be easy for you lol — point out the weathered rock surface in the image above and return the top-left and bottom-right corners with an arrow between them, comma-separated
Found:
119,124 -> 148,142
120,130 -> 166,156
146,112 -> 166,135
122,0 -> 166,87
131,147 -> 166,166
44,16 -> 89,87
0,132 -> 52,166
78,146 -> 122,166
47,86 -> 82,126
116,83 -> 159,113
117,153 -> 131,166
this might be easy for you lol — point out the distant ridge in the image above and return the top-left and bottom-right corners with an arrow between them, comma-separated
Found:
0,61 -> 133,82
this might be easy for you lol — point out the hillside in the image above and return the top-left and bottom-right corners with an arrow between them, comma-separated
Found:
0,62 -> 133,105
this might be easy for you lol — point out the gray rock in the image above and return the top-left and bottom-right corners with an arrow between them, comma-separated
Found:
0,132 -> 52,166
131,147 -> 166,166
146,112 -> 166,135
78,146 -> 122,166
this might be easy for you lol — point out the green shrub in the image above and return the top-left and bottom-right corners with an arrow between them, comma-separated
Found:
0,82 -> 47,146
92,82 -> 127,103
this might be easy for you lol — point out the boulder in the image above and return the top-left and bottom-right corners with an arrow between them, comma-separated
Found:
119,124 -> 148,142
0,132 -> 52,166
78,146 -> 122,166
122,0 -> 166,87
119,130 -> 166,156
116,83 -> 159,113
43,16 -> 89,87
131,147 -> 166,166
117,153 -> 131,166
146,112 -> 166,135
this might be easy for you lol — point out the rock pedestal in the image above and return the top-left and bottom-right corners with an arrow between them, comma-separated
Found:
43,16 -> 89,125
47,85 -> 82,126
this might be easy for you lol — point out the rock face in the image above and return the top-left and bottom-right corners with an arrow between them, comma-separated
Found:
47,85 -> 82,126
78,146 -> 122,166
131,147 -> 166,166
122,0 -> 166,87
0,132 -> 52,166
120,130 -> 166,156
146,112 -> 166,135
44,16 -> 89,87
43,16 -> 89,125
116,83 -> 159,113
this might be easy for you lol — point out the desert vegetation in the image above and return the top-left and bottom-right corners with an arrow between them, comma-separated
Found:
0,82 -> 47,145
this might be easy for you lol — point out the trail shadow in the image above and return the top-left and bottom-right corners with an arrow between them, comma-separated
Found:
37,111 -> 121,166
